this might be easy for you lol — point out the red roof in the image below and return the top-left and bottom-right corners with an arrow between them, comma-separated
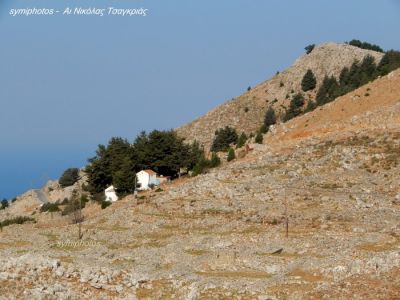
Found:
143,169 -> 157,175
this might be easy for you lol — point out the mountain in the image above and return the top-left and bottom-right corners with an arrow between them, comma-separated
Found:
1,47 -> 399,299
176,43 -> 384,150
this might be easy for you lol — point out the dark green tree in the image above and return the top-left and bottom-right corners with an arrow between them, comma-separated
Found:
301,69 -> 317,92
86,138 -> 132,194
59,168 -> 80,188
113,157 -> 136,196
305,44 -> 315,54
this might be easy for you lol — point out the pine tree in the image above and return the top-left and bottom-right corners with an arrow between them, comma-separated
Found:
301,69 -> 317,92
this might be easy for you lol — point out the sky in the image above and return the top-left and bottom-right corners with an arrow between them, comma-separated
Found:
0,0 -> 399,199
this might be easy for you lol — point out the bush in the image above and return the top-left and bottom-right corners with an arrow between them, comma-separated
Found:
227,148 -> 235,162
377,50 -> 400,76
255,132 -> 263,144
301,69 -> 317,92
11,198 -> 17,203
40,203 -> 60,213
259,124 -> 268,134
209,152 -> 221,168
101,200 -> 112,209
0,216 -> 35,228
305,44 -> 315,54
1,199 -> 9,210
211,126 -> 238,152
347,39 -> 383,53
59,168 -> 80,188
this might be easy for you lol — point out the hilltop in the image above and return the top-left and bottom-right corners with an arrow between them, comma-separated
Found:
176,42 -> 384,150
1,47 -> 400,299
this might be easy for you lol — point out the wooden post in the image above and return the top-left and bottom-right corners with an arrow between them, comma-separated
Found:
284,190 -> 289,238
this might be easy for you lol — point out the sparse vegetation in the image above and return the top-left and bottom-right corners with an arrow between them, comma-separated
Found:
0,216 -> 35,228
59,168 -> 80,188
40,202 -> 60,213
101,200 -> 112,209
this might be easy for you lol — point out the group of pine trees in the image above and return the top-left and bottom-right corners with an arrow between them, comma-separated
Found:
85,130 -> 205,197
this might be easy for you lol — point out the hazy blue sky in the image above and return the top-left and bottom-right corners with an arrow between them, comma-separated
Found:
1,0 -> 399,198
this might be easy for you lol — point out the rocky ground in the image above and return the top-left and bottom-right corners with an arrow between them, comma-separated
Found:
1,71 -> 400,299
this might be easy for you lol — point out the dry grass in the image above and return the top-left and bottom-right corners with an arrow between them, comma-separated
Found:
184,249 -> 210,256
0,241 -> 31,249
196,270 -> 270,279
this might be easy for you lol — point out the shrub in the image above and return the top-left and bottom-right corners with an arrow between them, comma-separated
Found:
301,69 -> 317,91
305,44 -> 315,54
247,86 -> 251,91
209,152 -> 221,168
101,200 -> 112,209
377,50 -> 400,75
1,199 -> 9,210
259,124 -> 268,134
347,39 -> 383,53
211,126 -> 238,152
40,203 -> 60,213
0,216 -> 35,228
59,168 -> 80,188
255,132 -> 263,144
227,148 -> 235,162
11,198 -> 17,203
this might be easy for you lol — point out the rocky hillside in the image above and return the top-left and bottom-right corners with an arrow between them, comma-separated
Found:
0,69 -> 399,299
0,170 -> 87,220
176,43 -> 384,150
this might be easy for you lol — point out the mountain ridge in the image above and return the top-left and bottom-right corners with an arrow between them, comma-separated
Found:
176,42 -> 384,150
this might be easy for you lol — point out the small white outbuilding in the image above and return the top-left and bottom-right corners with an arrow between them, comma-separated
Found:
104,185 -> 118,202
136,169 -> 159,190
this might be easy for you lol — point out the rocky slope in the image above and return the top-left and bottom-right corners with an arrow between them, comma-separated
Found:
176,43 -> 384,151
0,68 -> 399,299
0,170 -> 87,221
